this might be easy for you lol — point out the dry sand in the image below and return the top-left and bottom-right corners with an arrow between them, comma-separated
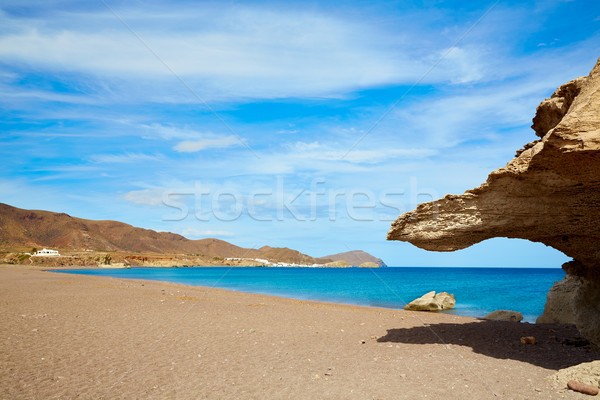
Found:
1,265 -> 598,399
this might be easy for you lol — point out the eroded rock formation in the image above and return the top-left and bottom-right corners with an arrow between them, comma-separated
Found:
536,273 -> 581,325
404,291 -> 456,311
551,360 -> 600,392
388,57 -> 600,345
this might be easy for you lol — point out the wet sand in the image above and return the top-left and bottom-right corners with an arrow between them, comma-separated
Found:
0,265 -> 597,399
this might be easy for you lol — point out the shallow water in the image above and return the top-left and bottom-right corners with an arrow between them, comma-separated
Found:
56,266 -> 565,322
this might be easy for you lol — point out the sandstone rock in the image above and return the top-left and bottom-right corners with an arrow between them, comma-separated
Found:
531,77 -> 586,137
551,361 -> 600,391
404,291 -> 455,311
405,291 -> 434,310
567,380 -> 599,396
435,292 -> 456,309
483,310 -> 523,322
536,274 -> 581,324
573,277 -> 600,348
358,262 -> 379,268
387,57 -> 600,346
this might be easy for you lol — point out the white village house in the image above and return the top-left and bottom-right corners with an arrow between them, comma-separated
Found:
33,248 -> 60,256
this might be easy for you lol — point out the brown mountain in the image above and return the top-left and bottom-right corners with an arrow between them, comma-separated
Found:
318,250 -> 386,267
0,203 -> 325,264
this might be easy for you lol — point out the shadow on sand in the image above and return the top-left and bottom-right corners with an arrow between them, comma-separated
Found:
378,319 -> 599,369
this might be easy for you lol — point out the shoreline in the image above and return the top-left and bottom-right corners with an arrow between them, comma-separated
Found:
49,264 -> 561,323
47,268 -> 512,322
49,266 -> 412,316
1,264 -> 597,399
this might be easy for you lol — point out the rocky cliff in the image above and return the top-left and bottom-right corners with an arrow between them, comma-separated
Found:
387,57 -> 600,345
318,250 -> 386,267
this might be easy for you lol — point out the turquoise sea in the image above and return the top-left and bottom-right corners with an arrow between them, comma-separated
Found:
56,267 -> 566,322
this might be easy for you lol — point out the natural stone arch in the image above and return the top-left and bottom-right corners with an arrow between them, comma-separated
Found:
388,57 -> 600,345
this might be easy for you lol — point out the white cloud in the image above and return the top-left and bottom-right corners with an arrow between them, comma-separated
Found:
173,136 -> 241,152
435,46 -> 485,84
90,152 -> 164,164
27,165 -> 100,173
179,228 -> 235,238
385,76 -> 562,149
0,82 -> 102,105
122,189 -> 165,206
224,140 -> 438,176
0,6 -> 489,101
291,141 -> 436,164
137,124 -> 249,154
140,123 -> 203,140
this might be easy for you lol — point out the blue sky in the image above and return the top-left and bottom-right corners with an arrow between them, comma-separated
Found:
1,0 -> 598,266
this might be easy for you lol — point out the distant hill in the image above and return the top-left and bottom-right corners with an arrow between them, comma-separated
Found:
318,250 -> 386,267
0,203 -> 326,265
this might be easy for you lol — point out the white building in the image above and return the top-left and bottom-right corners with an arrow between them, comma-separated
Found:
33,248 -> 60,256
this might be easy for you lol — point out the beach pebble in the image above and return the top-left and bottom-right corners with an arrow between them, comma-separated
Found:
567,380 -> 599,396
360,339 -> 366,344
520,336 -> 536,344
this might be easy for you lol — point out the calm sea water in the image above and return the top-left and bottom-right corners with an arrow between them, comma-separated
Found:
55,267 -> 565,322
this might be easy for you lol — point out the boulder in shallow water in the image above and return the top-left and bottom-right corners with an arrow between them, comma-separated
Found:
483,310 -> 523,322
404,291 -> 455,311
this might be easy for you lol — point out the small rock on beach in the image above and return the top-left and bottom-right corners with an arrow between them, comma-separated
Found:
520,336 -> 536,344
567,380 -> 599,396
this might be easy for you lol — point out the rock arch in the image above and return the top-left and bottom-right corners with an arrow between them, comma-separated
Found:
388,57 -> 600,345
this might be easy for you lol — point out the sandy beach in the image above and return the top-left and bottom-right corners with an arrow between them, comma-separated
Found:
1,265 -> 597,399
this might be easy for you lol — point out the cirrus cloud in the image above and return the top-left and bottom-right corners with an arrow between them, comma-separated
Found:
173,136 -> 242,153
0,4 -> 490,102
